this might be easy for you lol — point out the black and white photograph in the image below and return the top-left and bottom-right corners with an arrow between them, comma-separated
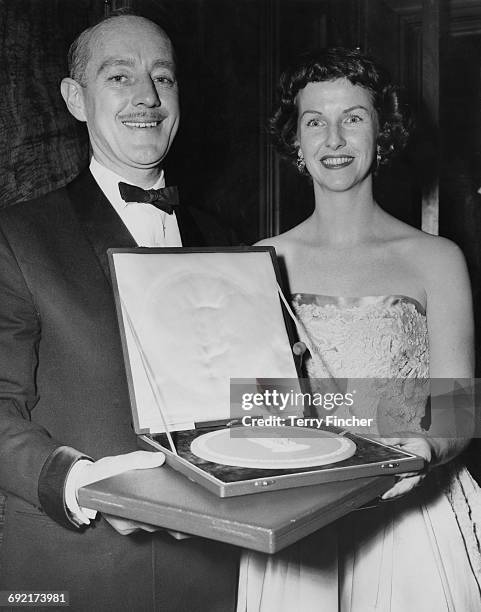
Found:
0,1 -> 480,610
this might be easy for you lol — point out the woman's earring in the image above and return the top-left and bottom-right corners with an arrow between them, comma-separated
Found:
376,144 -> 382,168
296,149 -> 306,173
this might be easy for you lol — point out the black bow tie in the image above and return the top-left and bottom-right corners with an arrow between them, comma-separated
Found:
118,182 -> 179,214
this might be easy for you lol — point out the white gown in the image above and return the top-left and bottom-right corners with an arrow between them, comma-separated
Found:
238,294 -> 481,612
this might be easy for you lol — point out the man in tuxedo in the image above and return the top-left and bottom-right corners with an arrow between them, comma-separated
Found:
0,13 -> 238,611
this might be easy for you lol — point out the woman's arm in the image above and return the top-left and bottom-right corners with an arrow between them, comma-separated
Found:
423,236 -> 474,464
382,236 -> 474,500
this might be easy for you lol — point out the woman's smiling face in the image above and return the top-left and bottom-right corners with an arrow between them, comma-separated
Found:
296,78 -> 378,193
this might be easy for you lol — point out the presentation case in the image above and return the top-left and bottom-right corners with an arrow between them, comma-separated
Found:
79,467 -> 395,554
108,247 -> 424,498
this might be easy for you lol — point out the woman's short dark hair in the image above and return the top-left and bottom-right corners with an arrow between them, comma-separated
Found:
270,47 -> 410,170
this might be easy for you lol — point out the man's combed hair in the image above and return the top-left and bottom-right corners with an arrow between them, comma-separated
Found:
270,47 -> 411,170
67,29 -> 92,86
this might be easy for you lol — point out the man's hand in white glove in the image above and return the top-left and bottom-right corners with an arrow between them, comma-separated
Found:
66,450 -> 165,534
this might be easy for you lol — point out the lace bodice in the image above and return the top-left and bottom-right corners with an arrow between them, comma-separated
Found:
292,293 -> 429,378
292,293 -> 430,434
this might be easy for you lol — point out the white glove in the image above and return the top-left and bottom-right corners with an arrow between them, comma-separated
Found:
65,450 -> 165,530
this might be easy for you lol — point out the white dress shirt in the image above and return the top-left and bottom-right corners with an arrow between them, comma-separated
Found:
89,157 -> 182,247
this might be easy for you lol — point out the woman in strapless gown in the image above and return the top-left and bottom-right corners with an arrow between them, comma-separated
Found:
238,48 -> 481,611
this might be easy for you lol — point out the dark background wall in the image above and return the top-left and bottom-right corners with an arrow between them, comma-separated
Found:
0,0 -> 91,204
0,0 -> 480,507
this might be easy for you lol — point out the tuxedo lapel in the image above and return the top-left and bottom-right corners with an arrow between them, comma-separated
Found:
67,169 -> 136,279
176,203 -> 239,248
175,204 -> 206,247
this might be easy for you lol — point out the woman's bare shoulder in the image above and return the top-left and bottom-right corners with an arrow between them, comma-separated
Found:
255,222 -> 308,256
384,214 -> 466,273
399,226 -> 466,276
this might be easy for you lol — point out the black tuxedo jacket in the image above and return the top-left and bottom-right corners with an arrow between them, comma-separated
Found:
0,170 -> 239,612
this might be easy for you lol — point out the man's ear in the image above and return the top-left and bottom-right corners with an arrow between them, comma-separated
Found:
60,77 -> 87,122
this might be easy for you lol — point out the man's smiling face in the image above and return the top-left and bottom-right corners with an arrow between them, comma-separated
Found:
75,16 -> 179,179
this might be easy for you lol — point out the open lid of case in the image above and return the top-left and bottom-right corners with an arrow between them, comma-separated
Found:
108,247 -> 301,435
